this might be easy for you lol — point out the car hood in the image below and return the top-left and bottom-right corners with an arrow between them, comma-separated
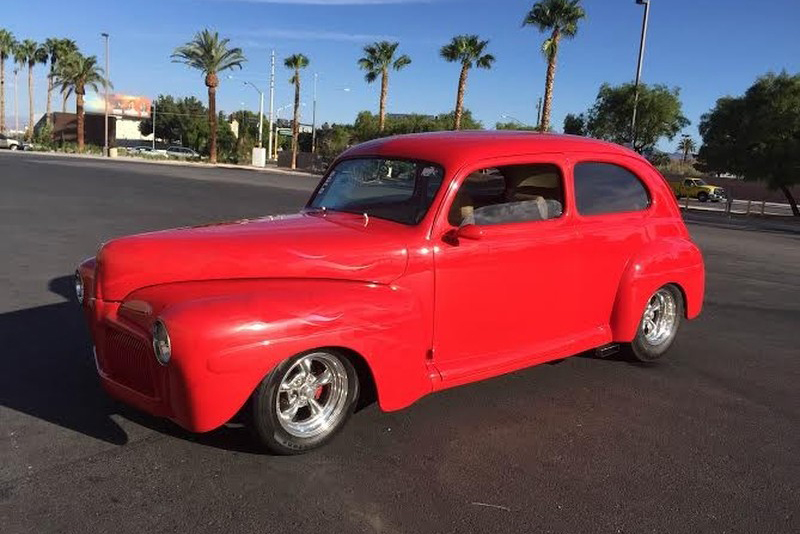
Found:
97,212 -> 411,301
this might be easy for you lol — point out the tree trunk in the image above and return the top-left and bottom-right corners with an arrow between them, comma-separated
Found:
540,29 -> 560,131
454,63 -> 469,130
46,72 -> 53,126
0,56 -> 5,134
379,69 -> 388,132
208,85 -> 217,164
779,184 -> 799,217
62,90 -> 68,113
291,73 -> 300,170
76,92 -> 85,153
27,64 -> 34,140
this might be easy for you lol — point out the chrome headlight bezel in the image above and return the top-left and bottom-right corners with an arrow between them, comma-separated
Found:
74,271 -> 84,304
152,320 -> 171,366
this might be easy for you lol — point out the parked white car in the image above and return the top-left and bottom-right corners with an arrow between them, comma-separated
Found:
166,146 -> 200,159
0,133 -> 20,150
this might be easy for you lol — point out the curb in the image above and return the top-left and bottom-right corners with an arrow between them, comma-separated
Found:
9,149 -> 321,180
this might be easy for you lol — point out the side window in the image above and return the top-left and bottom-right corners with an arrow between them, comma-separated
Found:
684,179 -> 693,186
573,162 -> 650,216
448,163 -> 565,226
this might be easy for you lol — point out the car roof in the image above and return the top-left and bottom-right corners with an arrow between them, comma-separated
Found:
340,130 -> 644,170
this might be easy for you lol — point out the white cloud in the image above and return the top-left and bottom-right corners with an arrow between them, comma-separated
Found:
237,28 -> 398,43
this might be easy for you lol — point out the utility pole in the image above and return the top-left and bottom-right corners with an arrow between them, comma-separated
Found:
151,99 -> 156,151
268,49 -> 275,161
101,32 -> 110,156
13,67 -> 19,134
631,0 -> 651,150
536,96 -> 542,128
311,72 -> 318,153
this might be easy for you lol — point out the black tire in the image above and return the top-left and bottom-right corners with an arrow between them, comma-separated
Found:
250,349 -> 359,455
628,285 -> 684,362
697,191 -> 709,203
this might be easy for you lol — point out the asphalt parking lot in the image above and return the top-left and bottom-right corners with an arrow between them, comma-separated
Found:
1,151 -> 798,533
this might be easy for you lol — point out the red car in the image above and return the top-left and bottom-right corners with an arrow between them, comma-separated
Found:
76,132 -> 705,454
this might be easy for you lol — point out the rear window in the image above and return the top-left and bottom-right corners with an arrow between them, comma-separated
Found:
574,162 -> 650,216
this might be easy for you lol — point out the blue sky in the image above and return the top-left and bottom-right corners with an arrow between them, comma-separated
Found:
4,0 -> 799,150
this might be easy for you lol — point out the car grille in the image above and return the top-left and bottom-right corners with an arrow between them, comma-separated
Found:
104,328 -> 157,397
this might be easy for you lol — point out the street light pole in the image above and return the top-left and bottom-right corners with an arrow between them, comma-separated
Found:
311,72 -> 318,154
630,0 -> 650,150
268,50 -> 275,161
13,67 -> 19,133
151,99 -> 156,151
101,32 -> 110,156
243,81 -> 264,148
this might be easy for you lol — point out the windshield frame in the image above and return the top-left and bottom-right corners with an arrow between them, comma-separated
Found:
305,156 -> 447,226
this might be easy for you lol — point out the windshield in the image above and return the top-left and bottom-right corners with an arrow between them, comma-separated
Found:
309,158 -> 445,225
693,179 -> 707,186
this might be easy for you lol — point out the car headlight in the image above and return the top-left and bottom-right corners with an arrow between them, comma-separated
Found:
152,320 -> 171,365
75,271 -> 84,304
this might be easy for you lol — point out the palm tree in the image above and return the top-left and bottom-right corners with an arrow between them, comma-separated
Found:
678,136 -> 696,163
0,29 -> 16,134
357,41 -> 411,132
284,53 -> 309,170
440,35 -> 495,130
15,39 -> 48,139
44,38 -> 77,125
523,0 -> 586,131
53,53 -> 106,152
172,29 -> 246,164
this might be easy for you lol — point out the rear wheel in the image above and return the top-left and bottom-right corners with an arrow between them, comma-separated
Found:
250,349 -> 359,454
10,144 -> 18,151
628,285 -> 683,362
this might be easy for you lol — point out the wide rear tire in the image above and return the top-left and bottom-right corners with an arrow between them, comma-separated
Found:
628,285 -> 684,362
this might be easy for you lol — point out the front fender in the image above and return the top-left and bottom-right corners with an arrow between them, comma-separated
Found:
125,279 -> 431,432
610,237 -> 705,342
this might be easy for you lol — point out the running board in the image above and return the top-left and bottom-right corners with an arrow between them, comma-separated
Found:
595,343 -> 620,358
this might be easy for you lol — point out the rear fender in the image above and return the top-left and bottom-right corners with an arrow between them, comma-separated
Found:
610,237 -> 705,342
126,279 -> 431,431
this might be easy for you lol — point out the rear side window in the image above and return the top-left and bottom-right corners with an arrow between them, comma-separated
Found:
574,162 -> 650,216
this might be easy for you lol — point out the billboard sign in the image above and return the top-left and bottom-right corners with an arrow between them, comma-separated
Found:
84,93 -> 152,118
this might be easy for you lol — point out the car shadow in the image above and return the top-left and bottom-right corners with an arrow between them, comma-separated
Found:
0,275 -> 264,454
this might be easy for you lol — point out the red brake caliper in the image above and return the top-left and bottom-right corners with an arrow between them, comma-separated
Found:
314,386 -> 324,399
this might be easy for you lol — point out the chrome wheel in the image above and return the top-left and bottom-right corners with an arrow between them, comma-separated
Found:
275,352 -> 349,438
641,288 -> 678,345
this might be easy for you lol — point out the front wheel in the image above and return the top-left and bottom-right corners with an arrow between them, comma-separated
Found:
697,191 -> 709,202
250,349 -> 359,454
628,285 -> 683,362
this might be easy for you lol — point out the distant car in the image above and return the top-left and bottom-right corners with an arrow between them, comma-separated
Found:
130,146 -> 167,157
75,132 -> 705,454
0,133 -> 20,150
166,146 -> 200,159
669,177 -> 726,202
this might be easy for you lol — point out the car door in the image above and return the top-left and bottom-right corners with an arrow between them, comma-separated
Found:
568,155 -> 653,334
431,155 -> 584,386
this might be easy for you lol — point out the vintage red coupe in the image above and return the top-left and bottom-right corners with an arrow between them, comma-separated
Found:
76,131 -> 705,454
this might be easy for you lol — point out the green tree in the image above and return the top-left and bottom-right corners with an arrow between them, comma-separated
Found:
440,35 -> 495,130
495,121 -> 538,131
586,82 -> 689,153
352,109 -> 483,143
53,52 -> 107,152
697,72 -> 800,216
357,41 -> 411,132
172,29 -> 246,164
140,95 -> 211,151
316,123 -> 353,160
677,136 -> 696,163
0,29 -> 16,134
44,38 -> 77,125
16,39 -> 48,140
563,112 -> 586,135
523,0 -> 586,131
284,53 -> 309,169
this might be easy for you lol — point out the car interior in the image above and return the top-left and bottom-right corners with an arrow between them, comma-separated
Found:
448,164 -> 565,226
